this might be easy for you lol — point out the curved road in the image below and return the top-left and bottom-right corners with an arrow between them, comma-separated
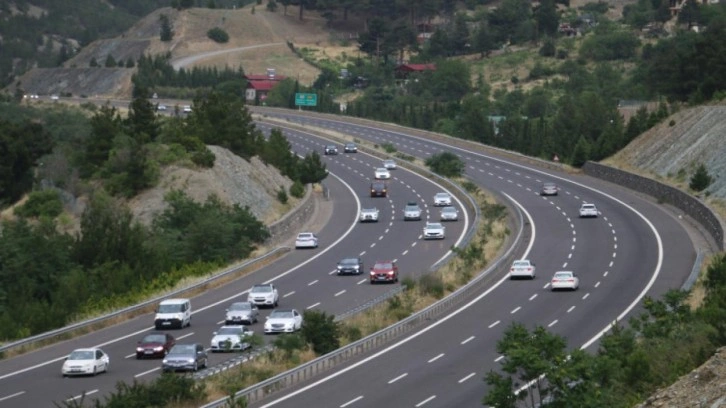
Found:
245,110 -> 696,408
0,114 -> 470,407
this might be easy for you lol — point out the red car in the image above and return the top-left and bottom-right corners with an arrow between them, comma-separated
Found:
136,332 -> 176,359
370,261 -> 399,284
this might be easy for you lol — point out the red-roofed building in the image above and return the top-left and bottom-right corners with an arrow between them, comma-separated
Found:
395,63 -> 437,79
245,80 -> 279,102
244,69 -> 287,103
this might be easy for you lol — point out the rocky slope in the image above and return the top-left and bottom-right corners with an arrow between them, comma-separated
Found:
128,145 -> 295,227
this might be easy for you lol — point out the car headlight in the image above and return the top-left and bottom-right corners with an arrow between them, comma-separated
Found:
186,358 -> 195,363
136,347 -> 144,352
154,346 -> 163,351
162,359 -> 169,364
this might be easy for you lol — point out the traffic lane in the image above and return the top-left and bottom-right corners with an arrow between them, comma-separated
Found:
0,171 -> 360,406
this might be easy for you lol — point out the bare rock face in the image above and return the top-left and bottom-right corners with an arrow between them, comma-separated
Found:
637,347 -> 726,408
129,146 -> 293,226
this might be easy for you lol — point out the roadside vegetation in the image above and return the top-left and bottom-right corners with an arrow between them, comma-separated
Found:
0,90 -> 327,343
483,254 -> 726,408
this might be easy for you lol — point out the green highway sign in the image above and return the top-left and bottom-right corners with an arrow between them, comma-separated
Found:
295,93 -> 318,107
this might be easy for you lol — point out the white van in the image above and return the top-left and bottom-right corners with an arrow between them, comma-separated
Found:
154,298 -> 191,329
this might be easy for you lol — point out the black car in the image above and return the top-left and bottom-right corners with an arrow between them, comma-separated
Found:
344,143 -> 357,153
337,257 -> 363,275
324,145 -> 338,155
370,181 -> 388,197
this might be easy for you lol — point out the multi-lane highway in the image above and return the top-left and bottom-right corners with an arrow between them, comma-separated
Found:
243,110 -> 696,408
0,114 -> 471,407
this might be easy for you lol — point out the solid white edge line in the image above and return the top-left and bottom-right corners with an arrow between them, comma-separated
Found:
0,171 -> 362,381
257,193 -> 536,408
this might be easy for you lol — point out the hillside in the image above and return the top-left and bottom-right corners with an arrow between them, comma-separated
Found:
12,5 -> 335,98
605,105 -> 726,200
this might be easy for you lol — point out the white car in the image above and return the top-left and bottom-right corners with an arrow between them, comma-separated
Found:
550,271 -> 579,291
359,207 -> 380,222
403,201 -> 422,221
579,203 -> 598,218
422,222 -> 445,240
509,259 -> 536,279
157,104 -> 167,111
374,168 -> 391,180
210,325 -> 253,352
440,206 -> 459,221
295,232 -> 319,248
383,159 -> 397,170
433,192 -> 452,206
264,309 -> 303,334
50,94 -> 59,100
61,348 -> 110,377
182,105 -> 192,113
541,182 -> 559,196
247,284 -> 279,308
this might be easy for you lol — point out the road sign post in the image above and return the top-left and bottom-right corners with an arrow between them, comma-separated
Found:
295,93 -> 318,109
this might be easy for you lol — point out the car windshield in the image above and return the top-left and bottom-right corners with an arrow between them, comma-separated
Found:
384,160 -> 395,165
327,145 -> 336,149
340,258 -> 359,265
251,285 -> 272,293
158,304 -> 182,313
513,261 -> 529,267
169,345 -> 195,355
544,183 -> 556,188
442,207 -> 456,213
298,233 -> 313,239
68,350 -> 94,360
427,223 -> 443,229
554,272 -> 573,279
229,302 -> 251,311
436,193 -> 450,199
218,327 -> 244,335
374,263 -> 393,270
346,144 -> 355,148
362,208 -> 376,212
142,334 -> 166,343
376,168 -> 387,172
582,204 -> 595,209
405,205 -> 419,211
270,311 -> 293,319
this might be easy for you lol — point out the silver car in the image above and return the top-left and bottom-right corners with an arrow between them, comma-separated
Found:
225,301 -> 259,325
210,326 -> 253,352
162,343 -> 208,372
540,182 -> 559,196
433,192 -> 452,206
440,206 -> 458,221
404,201 -> 422,221
423,222 -> 445,240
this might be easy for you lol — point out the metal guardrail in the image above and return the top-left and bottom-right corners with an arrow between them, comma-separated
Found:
201,196 -> 526,407
682,249 -> 705,291
0,247 -> 290,355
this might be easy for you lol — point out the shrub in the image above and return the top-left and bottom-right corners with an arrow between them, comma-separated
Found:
267,0 -> 278,11
425,152 -> 466,178
289,181 -> 305,198
207,27 -> 230,43
191,148 -> 215,167
381,142 -> 397,153
277,187 -> 288,204
689,163 -> 713,192
301,310 -> 341,355
419,274 -> 445,299
15,189 -> 63,218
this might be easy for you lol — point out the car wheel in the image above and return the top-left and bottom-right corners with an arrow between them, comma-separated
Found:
103,363 -> 108,373
193,362 -> 198,372
202,358 -> 208,369
92,366 -> 97,376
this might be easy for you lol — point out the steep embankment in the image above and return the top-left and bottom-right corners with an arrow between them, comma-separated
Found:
606,105 -> 726,199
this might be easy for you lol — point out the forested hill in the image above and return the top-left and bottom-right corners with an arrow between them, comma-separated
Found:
0,0 -> 255,88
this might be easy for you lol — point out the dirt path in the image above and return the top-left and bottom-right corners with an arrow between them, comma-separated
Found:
170,42 -> 285,69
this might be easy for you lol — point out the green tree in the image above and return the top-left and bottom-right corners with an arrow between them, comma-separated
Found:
689,163 -> 713,191
0,119 -> 54,205
207,27 -> 230,43
104,54 -> 117,67
535,0 -> 559,37
425,151 -> 466,177
569,136 -> 591,167
297,151 -> 328,184
259,128 -> 300,179
301,310 -> 341,355
14,190 -> 63,218
159,14 -> 174,42
126,87 -> 159,143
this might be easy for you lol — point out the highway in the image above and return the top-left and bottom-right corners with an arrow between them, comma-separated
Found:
244,110 -> 696,408
0,112 -> 470,407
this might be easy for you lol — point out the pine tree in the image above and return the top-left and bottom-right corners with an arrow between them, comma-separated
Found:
689,163 -> 713,192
